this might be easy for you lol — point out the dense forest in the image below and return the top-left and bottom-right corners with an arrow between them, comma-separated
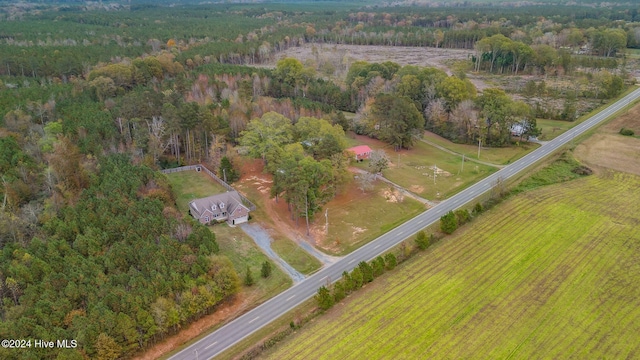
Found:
0,1 -> 637,358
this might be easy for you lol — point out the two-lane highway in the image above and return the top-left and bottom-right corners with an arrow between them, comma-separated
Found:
170,87 -> 640,360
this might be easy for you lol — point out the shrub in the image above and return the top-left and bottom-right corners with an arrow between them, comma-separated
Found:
572,165 -> 593,176
455,209 -> 471,226
415,230 -> 430,250
350,267 -> 364,289
384,253 -> 397,270
440,211 -> 458,234
619,128 -> 635,136
333,281 -> 346,303
372,256 -> 385,277
358,261 -> 374,283
341,271 -> 353,292
472,202 -> 483,215
315,286 -> 334,310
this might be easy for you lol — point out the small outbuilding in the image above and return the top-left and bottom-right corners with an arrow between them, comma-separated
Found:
189,191 -> 250,225
347,145 -> 373,161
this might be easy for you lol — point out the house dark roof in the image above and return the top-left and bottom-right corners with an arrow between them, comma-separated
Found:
189,191 -> 248,220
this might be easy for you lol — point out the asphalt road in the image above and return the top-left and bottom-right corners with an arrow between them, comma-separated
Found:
170,88 -> 640,360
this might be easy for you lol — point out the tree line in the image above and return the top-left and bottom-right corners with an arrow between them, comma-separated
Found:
0,155 -> 240,359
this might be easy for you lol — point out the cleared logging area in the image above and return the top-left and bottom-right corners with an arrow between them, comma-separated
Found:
263,172 -> 640,359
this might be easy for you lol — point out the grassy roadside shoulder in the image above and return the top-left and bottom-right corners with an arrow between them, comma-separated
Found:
271,236 -> 323,275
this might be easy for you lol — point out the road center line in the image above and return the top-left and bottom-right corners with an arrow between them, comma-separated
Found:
249,316 -> 260,324
374,244 -> 381,249
348,258 -> 356,264
205,341 -> 218,350
286,295 -> 295,301
319,276 -> 327,283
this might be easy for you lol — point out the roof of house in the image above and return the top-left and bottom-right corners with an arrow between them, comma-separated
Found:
347,145 -> 373,155
189,191 -> 249,219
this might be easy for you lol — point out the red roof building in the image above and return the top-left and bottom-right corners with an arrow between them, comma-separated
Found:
347,145 -> 373,161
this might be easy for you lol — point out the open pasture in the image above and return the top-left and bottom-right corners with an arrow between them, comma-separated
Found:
421,131 -> 537,165
350,135 -> 497,200
264,172 -> 640,359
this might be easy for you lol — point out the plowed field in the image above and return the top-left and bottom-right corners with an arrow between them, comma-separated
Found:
263,172 -> 640,359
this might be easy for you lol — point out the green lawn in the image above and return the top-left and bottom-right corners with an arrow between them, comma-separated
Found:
165,170 -> 228,213
209,224 -> 292,301
263,172 -> 640,359
537,118 -> 575,140
271,236 -> 322,275
421,131 -> 538,165
382,140 -> 497,200
347,134 -> 497,200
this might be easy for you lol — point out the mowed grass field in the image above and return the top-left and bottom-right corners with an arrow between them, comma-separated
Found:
537,118 -> 575,141
310,180 -> 426,255
165,170 -> 228,213
349,134 -> 497,200
381,139 -> 496,199
421,131 -> 538,165
263,172 -> 640,359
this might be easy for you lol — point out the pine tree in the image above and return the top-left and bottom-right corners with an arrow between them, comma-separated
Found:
261,261 -> 272,278
244,265 -> 254,286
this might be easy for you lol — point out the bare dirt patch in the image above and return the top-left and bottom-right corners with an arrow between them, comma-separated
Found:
262,44 -> 489,91
382,188 -> 404,203
574,103 -> 640,175
409,185 -> 425,194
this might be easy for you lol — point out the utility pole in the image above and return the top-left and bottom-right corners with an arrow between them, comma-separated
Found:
460,154 -> 465,174
477,138 -> 481,159
223,168 -> 227,183
305,192 -> 310,236
433,164 -> 437,185
325,208 -> 328,234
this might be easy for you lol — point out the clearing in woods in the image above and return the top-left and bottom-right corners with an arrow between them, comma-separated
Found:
262,172 -> 640,359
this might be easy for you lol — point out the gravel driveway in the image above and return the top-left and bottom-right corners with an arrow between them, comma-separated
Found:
239,223 -> 305,283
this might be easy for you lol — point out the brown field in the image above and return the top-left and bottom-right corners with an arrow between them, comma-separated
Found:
575,102 -> 640,175
262,43 -> 489,90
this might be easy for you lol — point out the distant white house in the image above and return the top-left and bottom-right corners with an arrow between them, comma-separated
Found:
189,191 -> 250,225
511,123 -> 525,137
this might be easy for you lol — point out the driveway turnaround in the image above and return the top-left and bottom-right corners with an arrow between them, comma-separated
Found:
170,88 -> 640,360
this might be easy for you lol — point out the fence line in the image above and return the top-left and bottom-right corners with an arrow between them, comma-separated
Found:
161,164 -> 257,211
